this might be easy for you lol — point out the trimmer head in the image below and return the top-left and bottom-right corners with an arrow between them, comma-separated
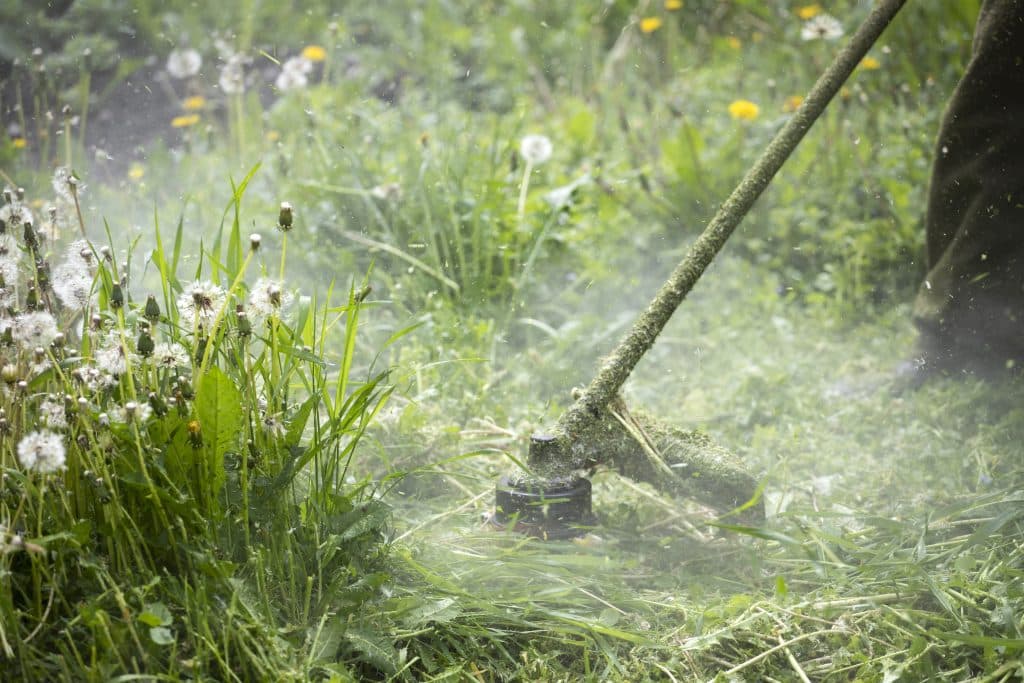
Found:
493,475 -> 594,540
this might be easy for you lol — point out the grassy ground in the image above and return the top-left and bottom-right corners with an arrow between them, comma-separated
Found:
5,0 -> 1023,681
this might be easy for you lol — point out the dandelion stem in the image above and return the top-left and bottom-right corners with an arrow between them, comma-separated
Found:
516,161 -> 534,221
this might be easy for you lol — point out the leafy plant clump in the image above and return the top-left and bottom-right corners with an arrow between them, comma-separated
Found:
0,166 -> 400,680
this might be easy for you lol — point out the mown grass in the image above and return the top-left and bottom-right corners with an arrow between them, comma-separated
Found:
6,0 -> 1023,681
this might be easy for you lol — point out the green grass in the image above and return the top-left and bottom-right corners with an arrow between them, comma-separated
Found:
6,0 -> 1023,680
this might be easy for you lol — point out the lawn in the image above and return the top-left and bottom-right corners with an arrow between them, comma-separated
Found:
4,1 -> 1022,681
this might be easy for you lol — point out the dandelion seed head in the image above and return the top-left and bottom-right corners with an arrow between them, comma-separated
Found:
115,400 -> 153,424
152,342 -> 190,370
51,167 -> 83,203
12,311 -> 58,351
95,333 -> 136,376
17,429 -> 66,473
276,55 -> 314,91
219,55 -> 246,94
248,278 -> 293,320
801,13 -> 843,41
39,395 -> 67,429
178,280 -> 226,323
167,48 -> 202,79
75,364 -> 118,393
370,183 -> 402,202
519,134 -> 553,165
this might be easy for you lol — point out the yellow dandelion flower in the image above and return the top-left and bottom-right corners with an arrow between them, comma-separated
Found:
182,95 -> 207,111
639,17 -> 663,34
665,0 -> 683,9
728,99 -> 760,121
171,114 -> 200,128
797,4 -> 822,20
860,56 -> 881,70
265,130 -> 280,142
726,36 -> 742,50
128,163 -> 145,181
301,45 -> 327,62
12,137 -> 27,149
782,95 -> 804,112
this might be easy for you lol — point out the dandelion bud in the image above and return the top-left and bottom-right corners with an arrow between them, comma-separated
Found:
109,283 -> 124,309
15,188 -> 24,201
90,314 -> 102,331
355,284 -> 372,303
33,347 -> 45,363
249,233 -> 262,251
99,246 -> 112,262
177,376 -> 195,400
77,397 -> 88,409
1,364 -> 17,384
2,189 -> 11,204
77,435 -> 90,449
23,219 -> 37,248
144,294 -> 161,323
53,333 -> 65,348
48,206 -> 57,221
16,380 -> 28,393
25,286 -> 38,310
148,391 -> 168,417
98,412 -> 109,427
0,418 -> 8,434
35,259 -> 51,289
137,330 -> 154,357
124,401 -> 138,418
277,202 -> 294,231
62,104 -> 72,117
235,305 -> 252,338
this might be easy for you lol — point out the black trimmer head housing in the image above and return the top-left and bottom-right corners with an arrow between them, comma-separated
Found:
493,475 -> 594,540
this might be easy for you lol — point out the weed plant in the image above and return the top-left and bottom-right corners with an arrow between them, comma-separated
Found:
0,167 -> 402,679
3,0 -> 1022,681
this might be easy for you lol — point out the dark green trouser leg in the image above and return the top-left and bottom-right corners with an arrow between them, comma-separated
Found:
912,0 -> 1024,368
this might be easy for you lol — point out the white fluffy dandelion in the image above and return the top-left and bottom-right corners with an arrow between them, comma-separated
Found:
113,401 -> 153,424
17,429 -> 66,473
152,342 -> 190,370
218,55 -> 246,94
248,278 -> 293,320
275,56 -> 313,91
53,267 -> 94,311
75,364 -> 118,393
52,240 -> 97,312
0,203 -> 33,232
166,48 -> 202,79
39,396 -> 67,429
801,14 -> 844,41
12,311 -> 59,351
177,280 -> 227,324
519,134 -> 553,165
94,333 -> 136,376
51,167 -> 83,204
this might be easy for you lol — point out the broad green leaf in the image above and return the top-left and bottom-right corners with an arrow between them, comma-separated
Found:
195,365 -> 244,497
149,627 -> 175,645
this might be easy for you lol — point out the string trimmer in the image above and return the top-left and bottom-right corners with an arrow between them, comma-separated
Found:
494,0 -> 908,539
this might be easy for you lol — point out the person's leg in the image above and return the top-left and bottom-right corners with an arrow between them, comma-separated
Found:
912,0 -> 1024,374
